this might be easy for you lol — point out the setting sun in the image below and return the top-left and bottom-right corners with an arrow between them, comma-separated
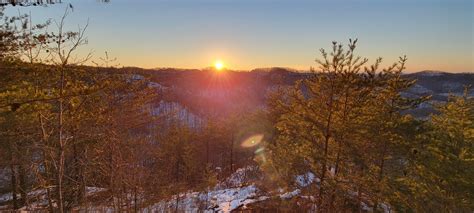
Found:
214,60 -> 224,70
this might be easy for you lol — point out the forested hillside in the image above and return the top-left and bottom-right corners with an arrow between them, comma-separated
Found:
115,66 -> 473,119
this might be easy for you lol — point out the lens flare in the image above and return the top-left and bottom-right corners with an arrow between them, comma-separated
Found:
241,134 -> 264,148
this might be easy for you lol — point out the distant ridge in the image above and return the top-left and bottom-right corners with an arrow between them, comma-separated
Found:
409,70 -> 473,75
250,67 -> 301,73
411,70 -> 449,76
121,66 -> 471,75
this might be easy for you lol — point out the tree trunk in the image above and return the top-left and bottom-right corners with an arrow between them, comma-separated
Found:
317,88 -> 334,213
57,66 -> 66,213
328,89 -> 350,211
175,157 -> 181,213
10,163 -> 19,210
19,163 -> 28,207
39,113 -> 55,213
230,131 -> 234,174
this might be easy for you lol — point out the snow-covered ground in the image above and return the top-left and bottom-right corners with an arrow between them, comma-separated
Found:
144,166 -> 268,212
0,167 -> 391,212
144,184 -> 266,213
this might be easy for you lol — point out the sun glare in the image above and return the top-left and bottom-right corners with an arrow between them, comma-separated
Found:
214,60 -> 224,70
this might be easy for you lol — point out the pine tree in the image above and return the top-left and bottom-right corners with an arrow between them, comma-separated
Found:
265,39 -> 423,212
414,89 -> 474,211
1,7 -> 160,211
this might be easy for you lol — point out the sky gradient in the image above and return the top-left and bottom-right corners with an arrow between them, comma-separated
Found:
4,0 -> 474,72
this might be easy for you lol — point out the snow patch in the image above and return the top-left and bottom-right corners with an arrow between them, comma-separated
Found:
296,172 -> 316,187
144,184 -> 266,213
280,189 -> 301,199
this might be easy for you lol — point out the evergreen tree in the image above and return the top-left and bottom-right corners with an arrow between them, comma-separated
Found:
265,39 -> 424,212
411,89 -> 474,211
